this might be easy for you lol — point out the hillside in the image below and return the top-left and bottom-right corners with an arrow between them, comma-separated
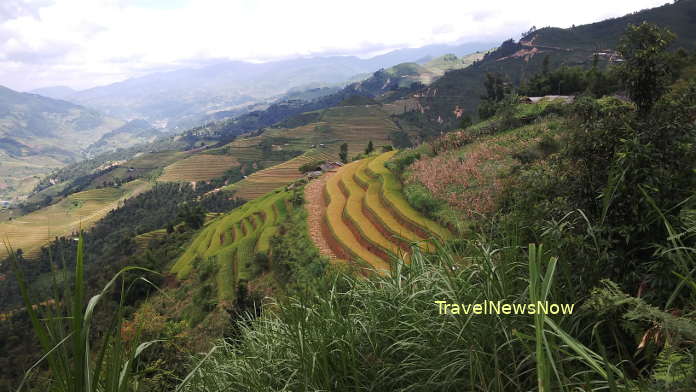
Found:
0,86 -> 124,201
2,44 -> 483,249
178,55 -> 475,146
0,179 -> 150,258
2,102 -> 407,257
178,47 -> 696,386
172,189 -> 295,302
85,119 -> 162,155
404,0 -> 696,131
2,2 -> 696,390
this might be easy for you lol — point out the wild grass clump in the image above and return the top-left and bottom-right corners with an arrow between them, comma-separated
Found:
8,236 -> 159,392
178,232 -> 626,391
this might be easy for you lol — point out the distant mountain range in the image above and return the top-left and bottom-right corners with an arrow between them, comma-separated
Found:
170,51 -> 487,146
28,86 -> 77,100
29,42 -> 495,130
0,86 -> 122,157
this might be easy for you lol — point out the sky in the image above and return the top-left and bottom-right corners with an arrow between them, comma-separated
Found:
0,0 -> 668,92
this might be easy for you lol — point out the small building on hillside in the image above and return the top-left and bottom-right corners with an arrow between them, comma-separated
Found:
522,95 -> 575,104
307,170 -> 323,179
319,162 -> 344,172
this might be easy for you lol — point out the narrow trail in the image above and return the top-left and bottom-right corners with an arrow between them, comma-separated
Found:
304,172 -> 338,260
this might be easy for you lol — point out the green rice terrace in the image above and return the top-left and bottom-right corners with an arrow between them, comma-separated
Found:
320,151 -> 450,274
171,189 -> 293,302
226,150 -> 334,200
0,179 -> 151,258
158,154 -> 239,182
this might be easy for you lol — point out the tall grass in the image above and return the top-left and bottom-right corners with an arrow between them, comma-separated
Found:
9,203 -> 694,391
178,234 -> 626,391
7,235 -> 159,392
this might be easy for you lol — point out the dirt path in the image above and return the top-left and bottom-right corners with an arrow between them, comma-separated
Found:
304,172 -> 338,259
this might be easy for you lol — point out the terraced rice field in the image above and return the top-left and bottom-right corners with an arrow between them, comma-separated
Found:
171,190 -> 292,302
134,229 -> 167,250
227,150 -> 335,200
0,180 -> 152,258
199,104 -> 401,199
366,151 -> 451,239
317,105 -> 398,155
321,151 -> 450,273
158,154 -> 239,182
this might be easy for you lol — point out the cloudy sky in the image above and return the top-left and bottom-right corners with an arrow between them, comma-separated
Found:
0,0 -> 667,92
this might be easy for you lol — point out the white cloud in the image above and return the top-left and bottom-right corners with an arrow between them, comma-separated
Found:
0,0 -> 669,91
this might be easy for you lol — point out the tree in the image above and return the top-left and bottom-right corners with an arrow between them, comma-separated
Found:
365,140 -> 374,155
479,73 -> 510,120
483,73 -> 507,102
178,203 -> 205,230
339,143 -> 348,163
617,22 -> 676,116
542,55 -> 550,75
459,115 -> 472,129
522,25 -> 537,39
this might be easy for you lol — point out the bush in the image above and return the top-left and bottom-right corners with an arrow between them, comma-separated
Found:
403,183 -> 444,216
298,160 -> 326,173
384,150 -> 421,173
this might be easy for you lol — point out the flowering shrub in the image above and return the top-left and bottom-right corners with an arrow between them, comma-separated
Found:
431,131 -> 475,154
407,143 -> 513,218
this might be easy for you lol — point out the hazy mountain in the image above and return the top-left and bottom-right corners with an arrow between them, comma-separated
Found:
86,119 -> 162,155
0,85 -> 123,200
28,86 -> 77,100
367,42 -> 493,67
60,42 -> 495,130
179,50 -> 488,145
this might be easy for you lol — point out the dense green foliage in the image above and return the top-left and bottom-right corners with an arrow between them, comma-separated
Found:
339,142 -> 348,163
7,236 -> 156,392
267,191 -> 330,292
397,0 -> 696,133
0,182 -> 243,388
181,231 -> 696,391
617,22 -> 677,115
297,160 -> 326,173
519,61 -> 619,98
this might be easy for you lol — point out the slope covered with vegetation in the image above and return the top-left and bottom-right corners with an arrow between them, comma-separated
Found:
172,189 -> 294,301
400,0 -> 696,133
0,179 -> 151,258
0,86 -> 125,200
179,22 -> 696,391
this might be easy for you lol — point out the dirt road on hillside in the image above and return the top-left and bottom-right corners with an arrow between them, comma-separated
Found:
304,172 -> 338,259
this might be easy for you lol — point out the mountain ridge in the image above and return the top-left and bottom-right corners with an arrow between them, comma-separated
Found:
37,42 -> 495,130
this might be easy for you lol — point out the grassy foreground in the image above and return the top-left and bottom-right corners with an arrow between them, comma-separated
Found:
178,232 -> 695,391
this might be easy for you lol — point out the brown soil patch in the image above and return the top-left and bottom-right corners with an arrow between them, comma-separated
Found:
305,173 -> 339,259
